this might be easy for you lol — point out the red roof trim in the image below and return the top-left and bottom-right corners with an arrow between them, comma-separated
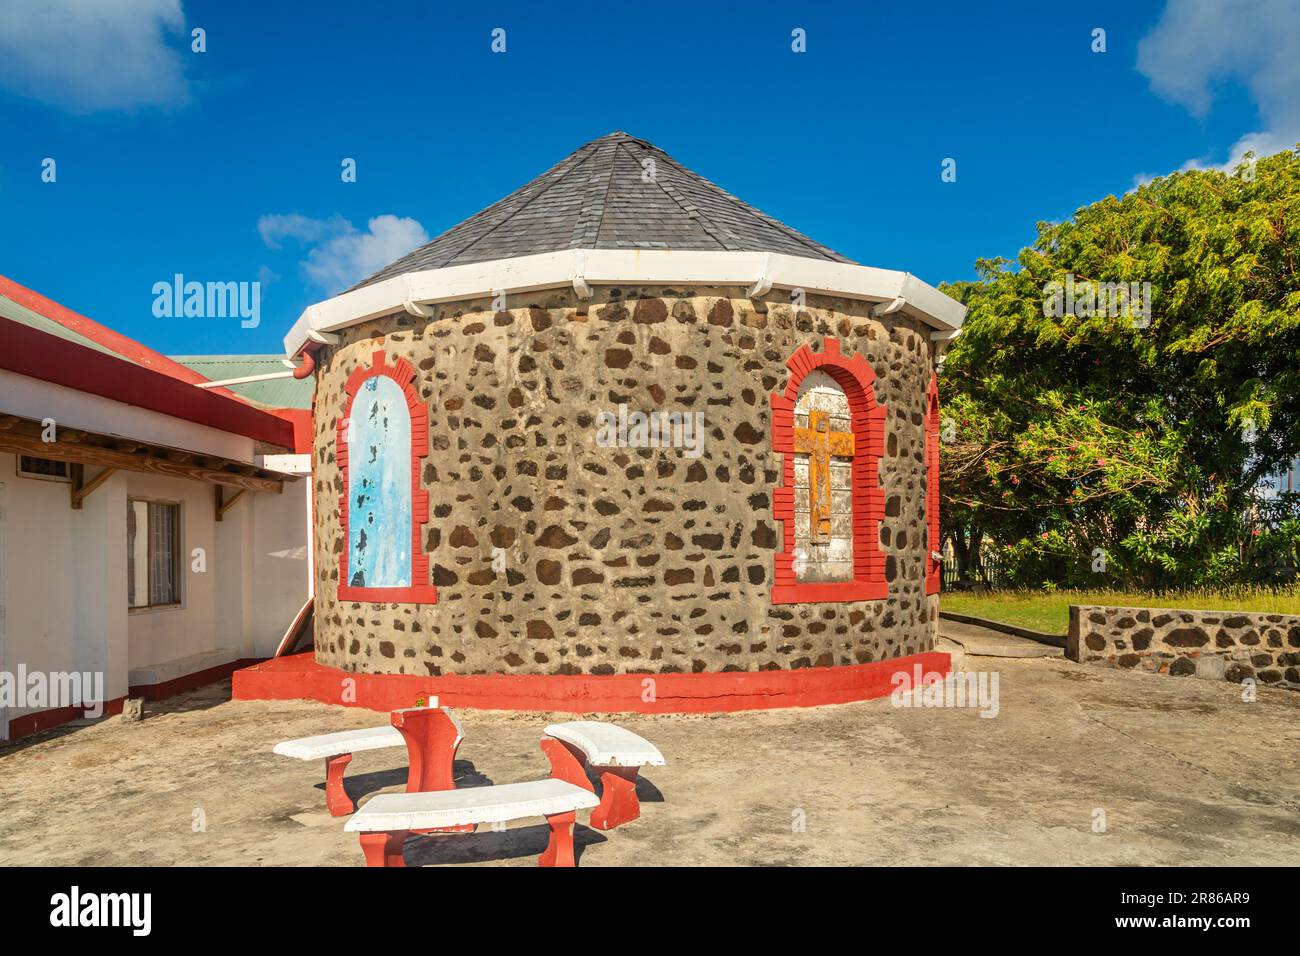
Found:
0,274 -> 248,403
273,408 -> 314,454
0,317 -> 295,448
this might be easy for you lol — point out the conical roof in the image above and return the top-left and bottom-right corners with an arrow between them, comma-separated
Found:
353,131 -> 854,289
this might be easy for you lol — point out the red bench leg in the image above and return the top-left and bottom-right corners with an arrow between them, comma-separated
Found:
324,753 -> 354,816
541,738 -> 641,830
538,811 -> 577,867
540,738 -> 596,790
590,767 -> 641,830
359,830 -> 408,867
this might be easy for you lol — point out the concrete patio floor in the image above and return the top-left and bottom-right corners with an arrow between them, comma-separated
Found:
2,641 -> 1298,866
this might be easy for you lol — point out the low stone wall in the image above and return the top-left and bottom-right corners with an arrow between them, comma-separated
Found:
1068,605 -> 1300,690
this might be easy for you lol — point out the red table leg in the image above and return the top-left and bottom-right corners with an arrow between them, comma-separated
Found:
538,811 -> 577,867
324,753 -> 355,816
590,766 -> 641,830
392,707 -> 474,833
359,830 -> 407,867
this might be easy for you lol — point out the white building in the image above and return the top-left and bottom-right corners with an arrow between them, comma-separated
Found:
0,277 -> 312,740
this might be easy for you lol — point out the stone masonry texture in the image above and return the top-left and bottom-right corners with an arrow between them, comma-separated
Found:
1068,604 -> 1300,691
311,286 -> 940,677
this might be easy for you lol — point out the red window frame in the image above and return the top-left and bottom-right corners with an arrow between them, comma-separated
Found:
769,338 -> 888,604
925,372 -> 941,595
336,349 -> 438,604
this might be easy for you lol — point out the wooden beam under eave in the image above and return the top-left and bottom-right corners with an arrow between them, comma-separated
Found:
0,431 -> 285,493
71,465 -> 118,509
215,487 -> 247,521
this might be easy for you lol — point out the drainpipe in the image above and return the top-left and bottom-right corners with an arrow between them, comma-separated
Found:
289,329 -> 338,379
291,348 -> 316,379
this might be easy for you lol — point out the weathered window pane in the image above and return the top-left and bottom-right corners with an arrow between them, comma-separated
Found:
150,503 -> 179,605
128,500 -> 180,607
128,500 -> 149,608
792,372 -> 854,583
19,456 -> 69,479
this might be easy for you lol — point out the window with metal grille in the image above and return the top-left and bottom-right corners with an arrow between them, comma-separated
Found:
128,500 -> 181,608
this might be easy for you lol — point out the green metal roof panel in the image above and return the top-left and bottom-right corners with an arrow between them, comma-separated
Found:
170,354 -> 314,409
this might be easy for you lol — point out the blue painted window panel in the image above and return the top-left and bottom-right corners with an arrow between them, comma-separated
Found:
347,376 -> 412,588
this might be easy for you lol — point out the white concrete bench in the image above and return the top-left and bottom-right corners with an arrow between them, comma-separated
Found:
345,777 -> 599,867
273,699 -> 448,816
543,721 -> 665,829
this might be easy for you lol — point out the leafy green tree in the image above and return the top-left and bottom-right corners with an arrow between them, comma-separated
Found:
939,147 -> 1300,588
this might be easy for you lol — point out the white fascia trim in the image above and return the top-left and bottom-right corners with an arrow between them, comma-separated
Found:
282,250 -> 967,357
257,453 -> 312,475
0,369 -> 260,465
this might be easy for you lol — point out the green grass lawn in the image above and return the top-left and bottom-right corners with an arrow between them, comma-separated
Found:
940,586 -> 1300,636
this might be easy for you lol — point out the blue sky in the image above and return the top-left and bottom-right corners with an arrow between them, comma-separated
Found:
1,0 -> 1294,355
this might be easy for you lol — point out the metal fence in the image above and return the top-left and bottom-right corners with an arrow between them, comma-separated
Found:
940,551 -> 1008,591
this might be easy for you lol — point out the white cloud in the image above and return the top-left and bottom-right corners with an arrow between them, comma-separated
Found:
256,213 -> 352,250
1137,0 -> 1300,173
258,214 -> 429,296
0,0 -> 190,112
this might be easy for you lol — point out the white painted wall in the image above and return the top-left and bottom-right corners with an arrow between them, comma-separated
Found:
249,478 -> 312,657
0,454 -> 130,735
0,451 -> 309,739
0,454 -> 92,706
124,470 -> 218,670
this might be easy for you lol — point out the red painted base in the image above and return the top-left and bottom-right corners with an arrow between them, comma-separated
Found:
233,651 -> 950,714
5,657 -> 266,743
129,657 -> 263,701
5,696 -> 126,741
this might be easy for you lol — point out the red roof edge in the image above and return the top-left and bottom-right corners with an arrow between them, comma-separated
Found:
273,408 -> 314,454
0,274 -> 251,404
0,316 -> 295,449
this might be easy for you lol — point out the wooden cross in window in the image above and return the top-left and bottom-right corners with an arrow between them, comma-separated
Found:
793,409 -> 855,543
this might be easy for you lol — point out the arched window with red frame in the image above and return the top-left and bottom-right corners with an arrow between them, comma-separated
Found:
337,350 -> 437,604
925,372 -> 942,595
769,338 -> 888,604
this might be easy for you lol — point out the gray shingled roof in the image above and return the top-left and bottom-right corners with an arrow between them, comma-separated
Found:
353,131 -> 854,290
